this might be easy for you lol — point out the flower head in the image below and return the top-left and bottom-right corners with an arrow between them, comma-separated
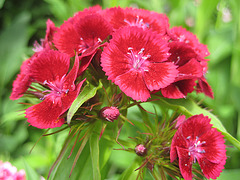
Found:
168,26 -> 210,58
161,42 -> 205,99
0,161 -> 26,180
24,50 -> 85,129
10,53 -> 40,100
101,27 -> 178,101
170,114 -> 226,180
102,7 -> 169,35
33,19 -> 58,52
53,13 -> 112,57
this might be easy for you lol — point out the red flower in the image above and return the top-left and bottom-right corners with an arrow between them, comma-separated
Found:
102,7 -> 169,35
161,42 -> 205,98
53,13 -> 112,57
170,114 -> 226,180
101,27 -> 178,101
168,26 -> 210,58
167,27 -> 214,98
33,19 -> 58,52
10,53 -> 41,100
196,77 -> 214,98
24,50 -> 85,129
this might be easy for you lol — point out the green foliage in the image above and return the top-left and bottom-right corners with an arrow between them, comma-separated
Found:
1,0 -> 240,179
67,80 -> 103,124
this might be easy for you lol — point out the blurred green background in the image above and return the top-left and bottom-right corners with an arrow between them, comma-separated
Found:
0,0 -> 240,179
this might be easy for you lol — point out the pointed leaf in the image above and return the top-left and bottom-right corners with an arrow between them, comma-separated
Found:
119,157 -> 141,180
67,80 -> 102,124
89,122 -> 101,180
22,158 -> 41,180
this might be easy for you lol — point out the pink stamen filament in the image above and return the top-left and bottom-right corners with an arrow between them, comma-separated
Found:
124,16 -> 149,30
187,136 -> 206,163
39,75 -> 69,100
78,37 -> 102,54
127,47 -> 151,69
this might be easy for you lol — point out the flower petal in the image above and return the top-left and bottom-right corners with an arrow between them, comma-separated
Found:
63,55 -> 79,91
161,83 -> 186,99
53,21 -> 81,57
196,77 -> 214,98
170,126 -> 188,162
176,147 -> 194,180
143,62 -> 178,91
102,7 -> 169,34
10,57 -> 33,100
30,50 -> 70,83
198,128 -> 226,163
180,114 -> 212,140
198,156 -> 226,179
75,14 -> 112,56
101,42 -> 131,82
10,73 -> 31,100
176,58 -> 203,81
169,27 -> 210,58
25,96 -> 64,129
115,69 -> 150,101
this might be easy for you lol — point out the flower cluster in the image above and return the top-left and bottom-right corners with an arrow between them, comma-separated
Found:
10,6 -> 213,128
0,161 -> 26,180
10,5 -> 227,180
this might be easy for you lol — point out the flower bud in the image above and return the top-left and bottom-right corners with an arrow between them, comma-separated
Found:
100,106 -> 120,122
135,144 -> 147,156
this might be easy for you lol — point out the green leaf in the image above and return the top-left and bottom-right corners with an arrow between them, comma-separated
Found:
0,0 -> 5,9
67,80 -> 103,124
217,169 -> 240,180
49,125 -> 94,180
23,158 -> 41,180
119,157 -> 141,180
48,127 -> 76,179
89,123 -> 101,180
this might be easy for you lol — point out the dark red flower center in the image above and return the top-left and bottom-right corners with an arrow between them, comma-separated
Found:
126,47 -> 151,70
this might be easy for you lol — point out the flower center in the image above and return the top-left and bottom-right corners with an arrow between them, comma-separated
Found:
41,75 -> 69,100
78,37 -> 102,54
187,136 -> 206,162
124,16 -> 149,30
127,47 -> 151,70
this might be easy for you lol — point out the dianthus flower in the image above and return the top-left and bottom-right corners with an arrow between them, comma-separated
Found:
170,114 -> 226,180
10,19 -> 58,100
161,42 -> 205,98
168,26 -> 210,58
101,26 -> 178,101
159,26 -> 214,98
10,53 -> 39,100
0,161 -> 26,180
102,7 -> 169,35
53,12 -> 112,57
23,50 -> 85,129
33,19 -> 58,52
